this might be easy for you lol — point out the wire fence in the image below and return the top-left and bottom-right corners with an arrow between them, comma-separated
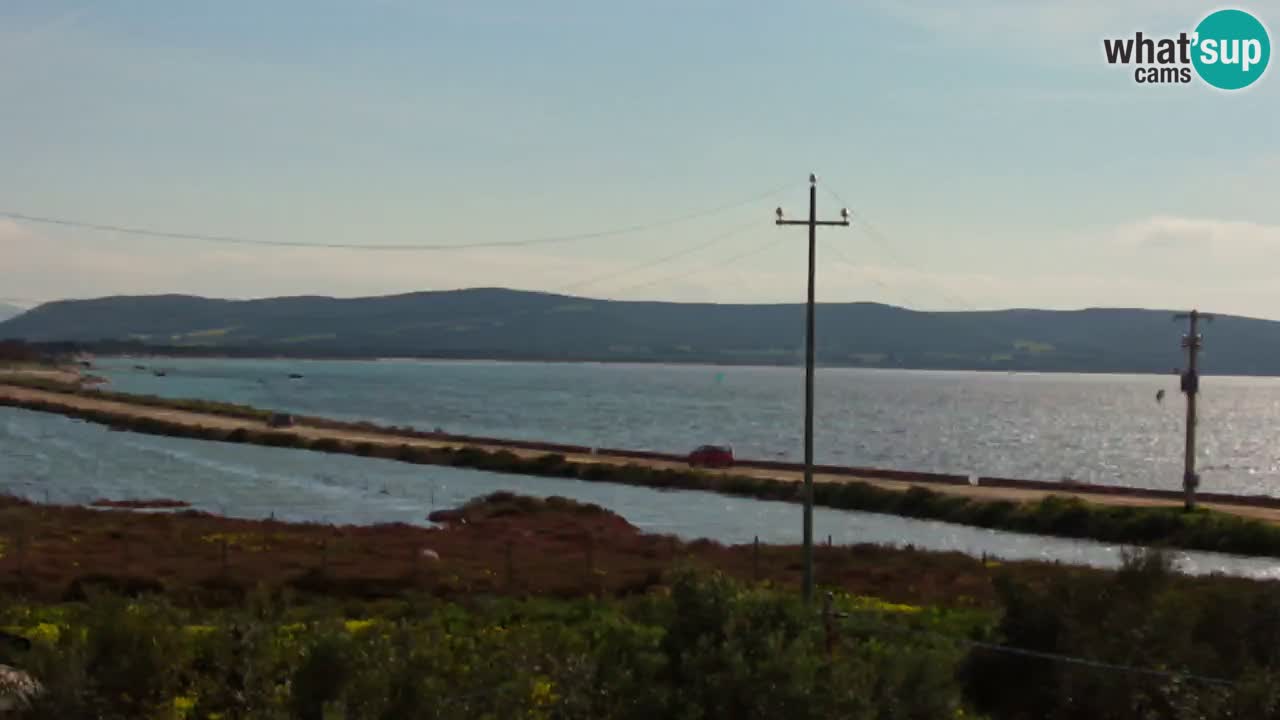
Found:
819,592 -> 1236,689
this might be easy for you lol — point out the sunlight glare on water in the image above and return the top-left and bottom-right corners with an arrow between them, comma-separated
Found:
89,358 -> 1280,496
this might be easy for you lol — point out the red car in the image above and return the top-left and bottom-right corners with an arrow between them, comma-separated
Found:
687,444 -> 734,468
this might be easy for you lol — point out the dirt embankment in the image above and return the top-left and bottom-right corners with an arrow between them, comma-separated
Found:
0,491 -> 1057,608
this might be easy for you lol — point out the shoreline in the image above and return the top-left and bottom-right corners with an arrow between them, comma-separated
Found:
13,366 -> 1279,512
99,353 -> 1224,379
49,348 -> 1260,377
9,377 -> 1280,557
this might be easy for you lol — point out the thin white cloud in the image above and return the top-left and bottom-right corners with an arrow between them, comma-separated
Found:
875,0 -> 1243,62
1109,216 -> 1280,256
6,213 -> 1280,319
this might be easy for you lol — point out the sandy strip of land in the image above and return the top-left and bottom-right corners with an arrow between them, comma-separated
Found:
0,367 -> 86,385
4,380 -> 1280,526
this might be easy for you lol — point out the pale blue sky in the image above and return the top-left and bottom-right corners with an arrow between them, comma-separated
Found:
1,1 -> 1277,316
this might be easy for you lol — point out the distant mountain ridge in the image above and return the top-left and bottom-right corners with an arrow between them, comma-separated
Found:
0,303 -> 24,323
0,288 -> 1275,375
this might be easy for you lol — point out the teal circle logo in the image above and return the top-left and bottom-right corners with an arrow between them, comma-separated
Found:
1192,9 -> 1271,90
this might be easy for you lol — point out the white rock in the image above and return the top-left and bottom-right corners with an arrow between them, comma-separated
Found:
0,664 -> 42,712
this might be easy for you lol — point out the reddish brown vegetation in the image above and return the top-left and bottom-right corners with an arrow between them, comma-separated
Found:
0,492 -> 1036,609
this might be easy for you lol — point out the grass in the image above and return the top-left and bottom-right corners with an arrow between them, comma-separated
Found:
5,497 -> 1280,719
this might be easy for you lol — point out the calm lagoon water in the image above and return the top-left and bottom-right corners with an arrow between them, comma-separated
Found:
2,406 -> 1279,578
90,357 -> 1280,496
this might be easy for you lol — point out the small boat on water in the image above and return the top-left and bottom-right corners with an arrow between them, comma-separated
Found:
288,373 -> 304,379
152,370 -> 166,377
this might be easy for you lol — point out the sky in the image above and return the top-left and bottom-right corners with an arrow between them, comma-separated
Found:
1,0 -> 1278,317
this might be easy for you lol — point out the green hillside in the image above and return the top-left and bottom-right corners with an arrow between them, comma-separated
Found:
0,288 -> 1270,374
0,302 -> 25,322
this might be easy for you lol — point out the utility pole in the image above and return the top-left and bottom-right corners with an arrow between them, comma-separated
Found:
775,174 -> 850,604
1174,309 -> 1214,512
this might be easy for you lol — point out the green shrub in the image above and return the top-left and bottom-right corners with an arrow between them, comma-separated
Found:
310,437 -> 342,453
960,548 -> 1280,719
5,572 -> 979,720
22,595 -> 188,719
259,431 -> 303,448
289,628 -> 356,720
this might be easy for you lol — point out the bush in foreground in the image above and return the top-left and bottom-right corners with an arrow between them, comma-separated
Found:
964,548 -> 1280,719
6,571 -> 973,720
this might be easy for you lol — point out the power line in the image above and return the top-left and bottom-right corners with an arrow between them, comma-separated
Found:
610,229 -> 783,297
822,235 -> 899,301
555,219 -> 760,294
820,185 -> 980,311
0,223 -> 768,306
0,182 -> 796,253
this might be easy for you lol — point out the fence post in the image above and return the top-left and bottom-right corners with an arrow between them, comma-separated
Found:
753,536 -> 760,583
585,533 -> 595,593
823,592 -> 835,659
505,540 -> 514,592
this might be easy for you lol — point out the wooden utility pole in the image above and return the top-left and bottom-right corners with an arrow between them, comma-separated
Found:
775,174 -> 850,604
1175,310 -> 1214,511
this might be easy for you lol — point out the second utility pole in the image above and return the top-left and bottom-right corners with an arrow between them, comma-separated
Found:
776,174 -> 850,604
1175,309 -> 1213,512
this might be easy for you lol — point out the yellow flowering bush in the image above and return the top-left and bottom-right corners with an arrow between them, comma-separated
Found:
172,694 -> 197,718
529,676 -> 558,707
1,570 -> 982,719
343,618 -> 378,634
847,595 -> 922,614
